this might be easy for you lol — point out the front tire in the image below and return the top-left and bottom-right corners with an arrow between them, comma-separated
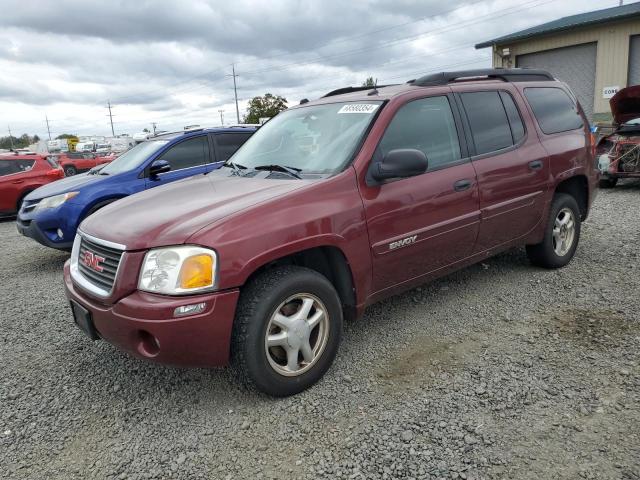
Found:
526,193 -> 581,269
64,165 -> 77,176
231,266 -> 343,397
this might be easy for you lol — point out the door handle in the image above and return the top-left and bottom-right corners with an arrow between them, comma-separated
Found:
529,160 -> 543,170
11,180 -> 24,184
453,179 -> 472,192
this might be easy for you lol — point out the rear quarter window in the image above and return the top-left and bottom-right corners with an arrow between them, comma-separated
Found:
524,87 -> 584,135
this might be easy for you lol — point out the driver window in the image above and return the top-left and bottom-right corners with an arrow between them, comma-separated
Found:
159,136 -> 209,170
377,96 -> 461,171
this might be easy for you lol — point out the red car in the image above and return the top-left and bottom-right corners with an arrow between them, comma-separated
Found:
64,68 -> 598,396
52,152 -> 115,177
0,154 -> 64,215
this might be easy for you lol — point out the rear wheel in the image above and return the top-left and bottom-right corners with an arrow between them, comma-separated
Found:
526,193 -> 581,269
599,177 -> 618,189
231,265 -> 343,397
64,165 -> 77,177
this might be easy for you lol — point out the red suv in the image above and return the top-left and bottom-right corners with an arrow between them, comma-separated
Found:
63,69 -> 598,396
0,154 -> 64,215
52,152 -> 115,176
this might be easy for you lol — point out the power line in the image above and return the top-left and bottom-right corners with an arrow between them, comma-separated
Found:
103,0 -> 553,105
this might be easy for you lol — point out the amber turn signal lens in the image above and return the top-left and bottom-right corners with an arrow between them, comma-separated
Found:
178,254 -> 214,289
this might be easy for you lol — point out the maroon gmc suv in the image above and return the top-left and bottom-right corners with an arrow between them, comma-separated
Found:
64,69 -> 598,396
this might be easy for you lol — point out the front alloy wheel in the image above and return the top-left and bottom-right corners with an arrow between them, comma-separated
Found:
231,265 -> 343,397
265,294 -> 330,376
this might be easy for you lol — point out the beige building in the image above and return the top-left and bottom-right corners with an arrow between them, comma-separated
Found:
476,2 -> 640,122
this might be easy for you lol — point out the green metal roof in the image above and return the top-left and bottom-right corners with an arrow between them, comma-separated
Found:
475,2 -> 640,49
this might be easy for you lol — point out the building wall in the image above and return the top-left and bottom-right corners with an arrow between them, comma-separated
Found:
491,17 -> 640,121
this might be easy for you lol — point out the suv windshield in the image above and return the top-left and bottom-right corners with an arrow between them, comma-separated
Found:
230,101 -> 382,175
99,140 -> 169,175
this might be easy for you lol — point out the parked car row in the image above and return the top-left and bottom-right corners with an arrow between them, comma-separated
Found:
50,151 -> 117,177
11,69 -> 599,397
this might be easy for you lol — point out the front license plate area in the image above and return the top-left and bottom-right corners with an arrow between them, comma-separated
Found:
70,301 -> 99,340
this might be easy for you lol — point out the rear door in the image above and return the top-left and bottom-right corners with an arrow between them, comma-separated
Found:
212,132 -> 253,164
0,160 -> 21,212
453,86 -> 550,252
145,135 -> 210,188
359,93 -> 480,294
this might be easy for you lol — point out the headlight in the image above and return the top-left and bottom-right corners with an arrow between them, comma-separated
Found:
138,246 -> 217,295
34,192 -> 79,211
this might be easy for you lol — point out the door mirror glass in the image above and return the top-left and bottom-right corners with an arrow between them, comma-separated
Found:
372,149 -> 428,181
148,159 -> 171,179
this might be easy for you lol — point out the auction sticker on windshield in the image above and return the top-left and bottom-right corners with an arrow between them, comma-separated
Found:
338,104 -> 379,114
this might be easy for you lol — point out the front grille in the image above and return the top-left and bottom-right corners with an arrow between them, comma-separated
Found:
21,199 -> 40,213
77,236 -> 123,292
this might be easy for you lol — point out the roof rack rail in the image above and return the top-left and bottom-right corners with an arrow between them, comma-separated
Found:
409,68 -> 554,87
322,84 -> 397,98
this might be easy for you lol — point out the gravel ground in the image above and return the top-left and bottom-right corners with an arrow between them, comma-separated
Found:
1,182 -> 639,480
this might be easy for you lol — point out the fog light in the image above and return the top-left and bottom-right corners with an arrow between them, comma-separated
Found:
173,302 -> 206,317
57,229 -> 64,239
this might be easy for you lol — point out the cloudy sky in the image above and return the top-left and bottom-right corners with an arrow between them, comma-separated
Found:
0,0 -> 623,138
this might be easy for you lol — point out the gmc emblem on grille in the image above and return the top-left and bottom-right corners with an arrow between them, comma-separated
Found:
81,251 -> 105,273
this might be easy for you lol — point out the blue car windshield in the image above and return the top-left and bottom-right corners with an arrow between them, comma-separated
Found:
99,140 -> 169,175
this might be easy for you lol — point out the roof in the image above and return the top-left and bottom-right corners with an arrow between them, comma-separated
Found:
152,125 -> 258,141
475,2 -> 640,49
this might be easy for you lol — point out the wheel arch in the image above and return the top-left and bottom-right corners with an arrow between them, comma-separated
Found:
241,245 -> 358,321
554,175 -> 589,220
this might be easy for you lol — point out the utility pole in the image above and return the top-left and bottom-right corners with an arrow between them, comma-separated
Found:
45,114 -> 52,140
218,109 -> 225,126
228,64 -> 240,124
107,101 -> 115,136
7,125 -> 14,150
152,122 -> 157,135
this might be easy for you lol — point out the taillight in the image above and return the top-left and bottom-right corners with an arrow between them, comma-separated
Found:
46,168 -> 64,178
588,133 -> 596,157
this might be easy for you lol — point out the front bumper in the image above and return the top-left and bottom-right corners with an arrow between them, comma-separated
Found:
16,202 -> 76,250
63,260 -> 239,367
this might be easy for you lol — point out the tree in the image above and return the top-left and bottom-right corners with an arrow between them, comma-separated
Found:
56,134 -> 77,140
33,134 -> 40,142
243,93 -> 287,124
362,77 -> 376,87
143,128 -> 150,133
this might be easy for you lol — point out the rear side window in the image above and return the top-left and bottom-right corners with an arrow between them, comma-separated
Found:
214,133 -> 253,162
377,96 -> 461,170
460,91 -> 513,155
0,160 -> 18,176
499,91 -> 525,143
158,136 -> 209,170
524,87 -> 584,134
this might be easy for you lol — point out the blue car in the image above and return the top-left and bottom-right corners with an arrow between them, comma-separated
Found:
16,126 -> 256,250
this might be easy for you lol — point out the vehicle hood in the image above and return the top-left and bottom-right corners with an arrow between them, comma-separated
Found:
80,174 -> 311,251
25,173 -> 103,201
610,85 -> 640,125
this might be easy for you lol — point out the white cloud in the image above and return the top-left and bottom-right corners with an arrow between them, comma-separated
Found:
0,0 -> 620,137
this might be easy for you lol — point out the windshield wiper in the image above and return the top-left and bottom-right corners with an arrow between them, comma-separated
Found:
222,161 -> 248,176
253,164 -> 302,179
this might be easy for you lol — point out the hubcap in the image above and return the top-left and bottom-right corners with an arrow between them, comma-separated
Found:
264,293 -> 329,377
552,207 -> 576,257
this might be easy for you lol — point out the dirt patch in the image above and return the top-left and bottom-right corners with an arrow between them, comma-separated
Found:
552,308 -> 637,349
377,336 -> 481,389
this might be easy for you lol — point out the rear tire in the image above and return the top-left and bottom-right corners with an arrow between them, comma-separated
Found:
231,265 -> 343,397
64,165 -> 77,177
599,177 -> 618,189
526,193 -> 581,269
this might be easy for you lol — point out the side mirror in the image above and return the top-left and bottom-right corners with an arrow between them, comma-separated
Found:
148,159 -> 171,179
372,149 -> 428,181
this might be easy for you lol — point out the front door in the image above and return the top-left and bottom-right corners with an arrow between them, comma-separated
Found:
145,135 -> 211,188
359,95 -> 481,295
